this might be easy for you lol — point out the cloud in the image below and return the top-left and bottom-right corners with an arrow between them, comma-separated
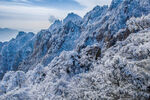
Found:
1,0 -> 84,10
75,0 -> 112,10
0,4 -> 69,32
12,0 -> 29,2
49,16 -> 57,23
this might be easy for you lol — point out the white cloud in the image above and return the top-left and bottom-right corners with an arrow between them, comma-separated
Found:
49,16 -> 58,23
0,4 -> 69,32
75,0 -> 112,10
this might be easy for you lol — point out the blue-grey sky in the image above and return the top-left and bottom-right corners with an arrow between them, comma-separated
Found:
0,0 -> 112,41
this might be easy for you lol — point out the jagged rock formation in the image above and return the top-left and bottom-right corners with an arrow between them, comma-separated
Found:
77,0 -> 150,51
63,13 -> 82,25
0,32 -> 35,79
0,0 -> 150,99
18,13 -> 82,72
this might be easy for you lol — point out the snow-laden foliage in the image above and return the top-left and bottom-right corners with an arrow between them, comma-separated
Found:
113,14 -> 150,46
127,14 -> 150,32
0,71 -> 26,95
77,0 -> 150,50
1,28 -> 150,100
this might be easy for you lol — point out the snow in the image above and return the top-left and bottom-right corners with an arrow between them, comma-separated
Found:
127,14 -> 150,32
1,27 -> 150,99
0,32 -> 35,79
63,12 -> 82,25
0,0 -> 150,99
18,17 -> 82,71
83,5 -> 108,26
49,20 -> 62,32
109,0 -> 123,10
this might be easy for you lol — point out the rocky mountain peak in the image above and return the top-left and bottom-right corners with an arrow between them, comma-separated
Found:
49,20 -> 62,31
63,12 -> 82,25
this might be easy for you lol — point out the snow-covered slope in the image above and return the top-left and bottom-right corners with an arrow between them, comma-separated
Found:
63,13 -> 82,25
0,42 -> 6,53
49,20 -> 62,32
82,5 -> 108,26
0,0 -> 150,99
18,13 -> 82,72
0,20 -> 150,99
17,0 -> 150,73
77,0 -> 150,51
0,32 -> 35,79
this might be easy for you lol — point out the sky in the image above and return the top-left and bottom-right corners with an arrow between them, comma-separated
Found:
0,0 -> 112,41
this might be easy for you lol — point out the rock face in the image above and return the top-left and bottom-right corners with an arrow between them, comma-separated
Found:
77,0 -> 150,51
0,0 -> 150,99
0,32 -> 35,79
63,13 -> 82,25
49,20 -> 62,31
18,15 -> 82,72
82,5 -> 108,26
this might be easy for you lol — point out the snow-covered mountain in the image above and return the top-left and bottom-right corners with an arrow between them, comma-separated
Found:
63,13 -> 82,25
77,0 -> 150,51
17,12 -> 82,72
0,0 -> 150,99
0,31 -> 35,79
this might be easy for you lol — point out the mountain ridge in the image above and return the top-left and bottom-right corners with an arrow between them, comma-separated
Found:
0,0 -> 150,99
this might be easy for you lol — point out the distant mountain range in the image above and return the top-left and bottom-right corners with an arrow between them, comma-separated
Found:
0,28 -> 18,42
